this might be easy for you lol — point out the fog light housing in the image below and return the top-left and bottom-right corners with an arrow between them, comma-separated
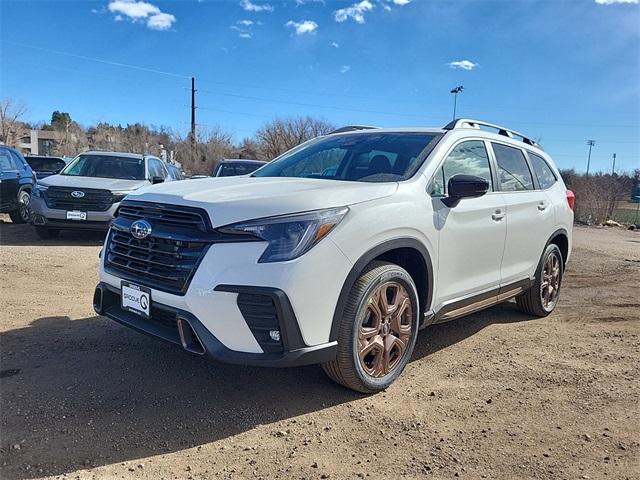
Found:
269,330 -> 281,342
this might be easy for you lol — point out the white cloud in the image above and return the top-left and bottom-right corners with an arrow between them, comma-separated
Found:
331,41 -> 339,48
340,65 -> 351,73
147,12 -> 176,30
594,0 -> 638,4
240,0 -> 274,12
447,60 -> 479,71
392,0 -> 411,5
107,0 -> 176,30
334,0 -> 374,24
286,20 -> 318,35
231,19 -> 261,38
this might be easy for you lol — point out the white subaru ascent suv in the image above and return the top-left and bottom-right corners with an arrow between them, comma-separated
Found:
94,119 -> 574,393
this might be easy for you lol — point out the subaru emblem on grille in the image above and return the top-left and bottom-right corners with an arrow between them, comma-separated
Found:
130,219 -> 152,239
71,190 -> 85,198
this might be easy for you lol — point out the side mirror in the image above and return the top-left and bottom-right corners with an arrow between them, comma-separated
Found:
151,176 -> 165,184
442,175 -> 490,207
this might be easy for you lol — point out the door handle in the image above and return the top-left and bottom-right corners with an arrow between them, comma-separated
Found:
491,210 -> 505,221
537,202 -> 548,211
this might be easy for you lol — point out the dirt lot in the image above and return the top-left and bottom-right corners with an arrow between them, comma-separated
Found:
1,219 -> 638,480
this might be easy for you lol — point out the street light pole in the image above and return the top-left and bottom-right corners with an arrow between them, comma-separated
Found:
586,140 -> 595,176
450,86 -> 464,120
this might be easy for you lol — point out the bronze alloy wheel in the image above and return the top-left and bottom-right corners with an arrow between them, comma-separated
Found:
357,281 -> 413,378
540,251 -> 561,311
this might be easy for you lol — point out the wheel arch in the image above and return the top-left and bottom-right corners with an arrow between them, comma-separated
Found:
547,228 -> 569,267
329,238 -> 434,342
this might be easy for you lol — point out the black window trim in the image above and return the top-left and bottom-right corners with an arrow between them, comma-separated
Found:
488,140 -> 539,192
426,137 -> 497,197
524,149 -> 558,191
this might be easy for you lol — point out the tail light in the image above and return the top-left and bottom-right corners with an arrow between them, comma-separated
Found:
566,190 -> 575,210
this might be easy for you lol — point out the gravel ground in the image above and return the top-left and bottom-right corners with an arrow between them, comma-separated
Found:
0,219 -> 638,480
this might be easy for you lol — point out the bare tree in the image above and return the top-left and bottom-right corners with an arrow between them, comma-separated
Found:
173,126 -> 237,175
0,98 -> 28,147
256,116 -> 335,160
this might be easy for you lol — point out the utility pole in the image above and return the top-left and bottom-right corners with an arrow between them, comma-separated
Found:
586,140 -> 595,176
190,76 -> 197,164
450,86 -> 464,120
611,153 -> 617,176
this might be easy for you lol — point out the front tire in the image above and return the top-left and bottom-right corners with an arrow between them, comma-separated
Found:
8,189 -> 31,224
322,261 -> 420,393
516,244 -> 563,317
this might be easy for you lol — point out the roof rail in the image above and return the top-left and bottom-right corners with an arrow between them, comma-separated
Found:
328,125 -> 379,135
444,118 -> 542,149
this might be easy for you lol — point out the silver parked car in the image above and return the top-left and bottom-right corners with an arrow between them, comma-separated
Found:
30,151 -> 175,239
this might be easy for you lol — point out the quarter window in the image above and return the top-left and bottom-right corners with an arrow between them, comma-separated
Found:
492,143 -> 534,191
429,140 -> 492,196
529,152 -> 557,189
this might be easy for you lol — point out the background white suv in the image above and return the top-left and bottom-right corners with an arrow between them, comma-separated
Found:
94,119 -> 574,393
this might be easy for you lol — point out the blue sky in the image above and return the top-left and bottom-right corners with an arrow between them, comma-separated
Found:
1,0 -> 639,172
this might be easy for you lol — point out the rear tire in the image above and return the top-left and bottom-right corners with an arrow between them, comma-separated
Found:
516,244 -> 563,317
8,189 -> 31,224
322,261 -> 420,393
35,227 -> 60,240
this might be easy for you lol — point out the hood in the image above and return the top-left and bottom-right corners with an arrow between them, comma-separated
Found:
125,176 -> 397,227
38,175 -> 150,192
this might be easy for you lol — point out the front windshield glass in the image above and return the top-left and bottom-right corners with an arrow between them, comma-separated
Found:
253,132 -> 440,182
61,154 -> 145,180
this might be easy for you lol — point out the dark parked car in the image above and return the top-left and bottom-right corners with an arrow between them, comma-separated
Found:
25,155 -> 68,179
0,145 -> 36,223
212,159 -> 267,177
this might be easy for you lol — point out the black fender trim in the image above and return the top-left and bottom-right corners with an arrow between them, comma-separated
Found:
329,238 -> 434,342
546,228 -> 569,266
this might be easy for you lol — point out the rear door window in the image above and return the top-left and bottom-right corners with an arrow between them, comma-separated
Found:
528,152 -> 557,190
492,143 -> 534,191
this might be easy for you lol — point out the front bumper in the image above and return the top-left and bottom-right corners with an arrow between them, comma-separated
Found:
29,195 -> 118,230
94,282 -> 337,367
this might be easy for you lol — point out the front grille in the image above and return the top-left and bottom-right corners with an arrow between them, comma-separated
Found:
45,187 -> 113,211
149,305 -> 178,336
237,293 -> 283,353
104,201 -> 213,295
105,230 -> 209,295
117,202 -> 209,231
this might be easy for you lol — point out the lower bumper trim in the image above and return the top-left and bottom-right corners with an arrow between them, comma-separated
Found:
93,282 -> 337,367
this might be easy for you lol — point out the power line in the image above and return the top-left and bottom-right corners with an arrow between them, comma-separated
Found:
2,40 -> 190,79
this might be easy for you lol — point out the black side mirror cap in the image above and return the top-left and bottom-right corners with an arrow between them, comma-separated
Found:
442,174 -> 490,207
151,176 -> 165,184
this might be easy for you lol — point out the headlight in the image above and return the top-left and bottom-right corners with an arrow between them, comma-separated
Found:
220,207 -> 349,263
111,190 -> 132,203
33,183 -> 48,198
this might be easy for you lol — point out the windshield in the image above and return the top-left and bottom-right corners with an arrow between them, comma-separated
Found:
218,162 -> 264,177
27,157 -> 66,172
61,154 -> 145,180
253,132 -> 440,182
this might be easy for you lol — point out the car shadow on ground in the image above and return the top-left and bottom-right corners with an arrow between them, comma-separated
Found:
0,303 -> 533,479
0,220 -> 106,247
